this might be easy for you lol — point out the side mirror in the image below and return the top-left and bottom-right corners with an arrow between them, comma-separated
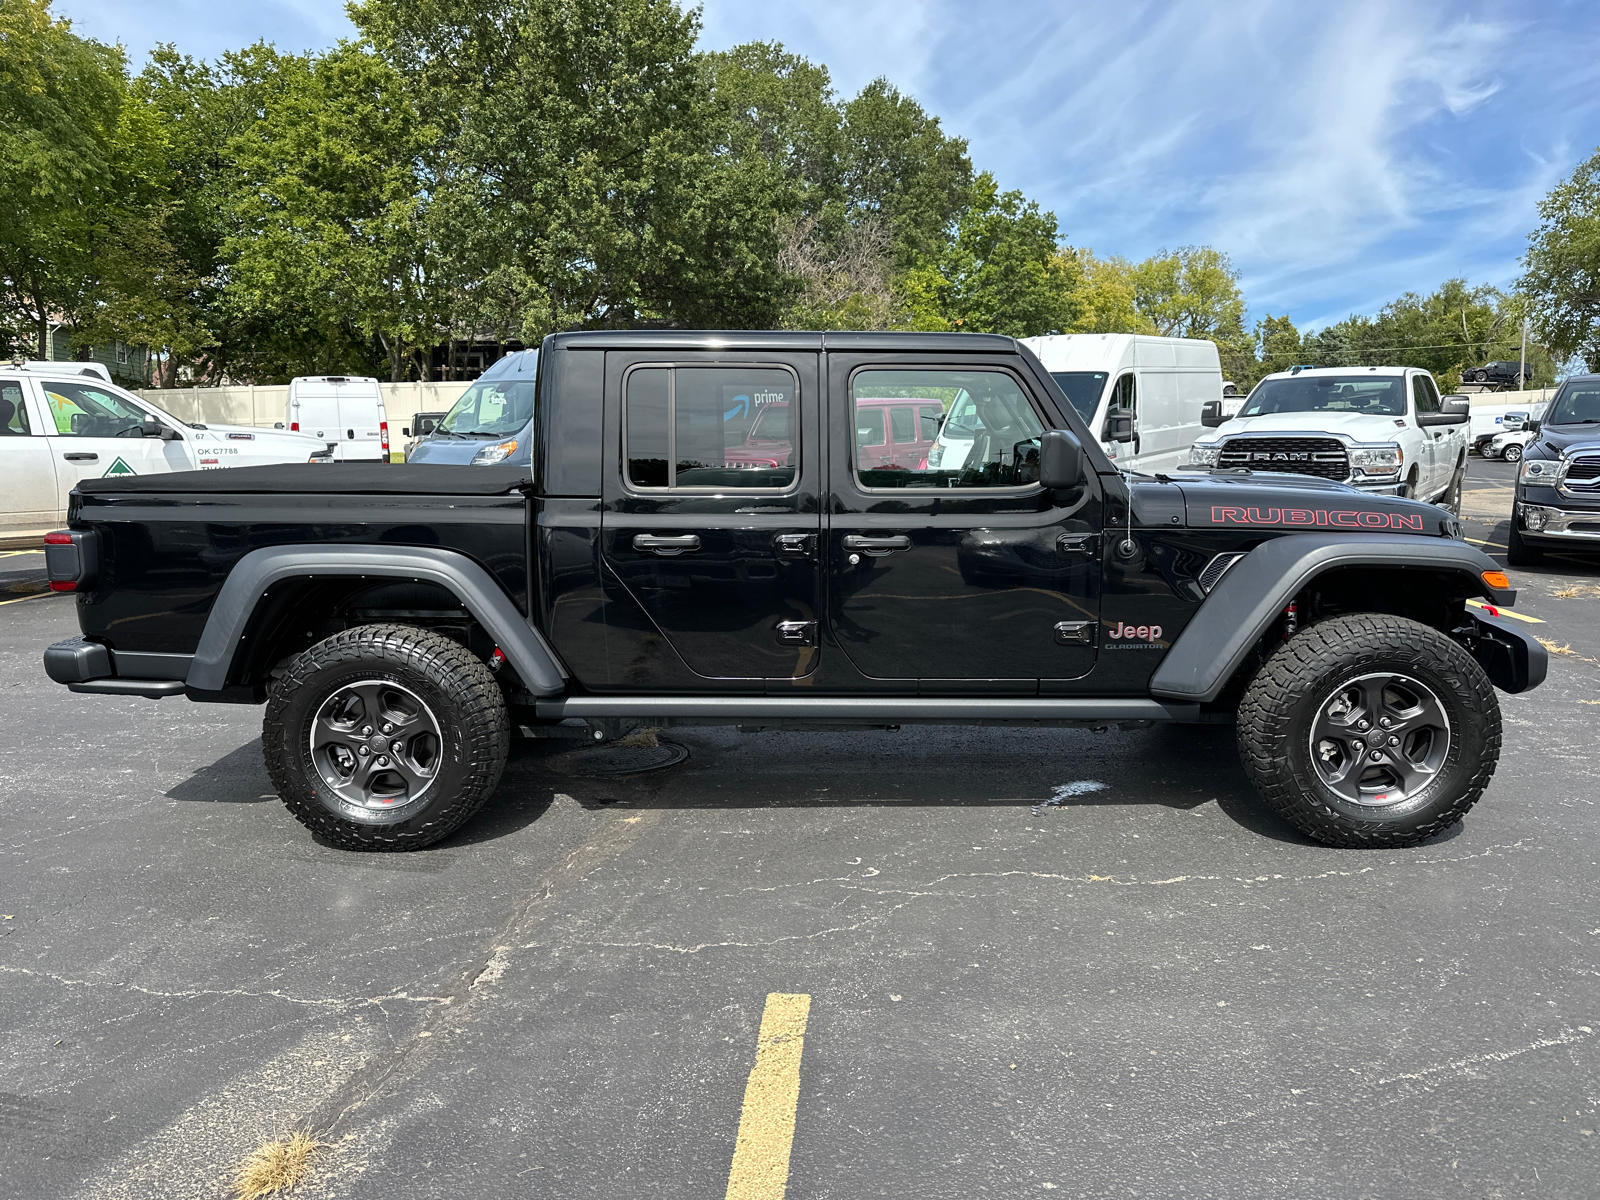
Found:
1107,413 -> 1135,444
274,422 -> 284,429
1039,429 -> 1085,489
140,415 -> 161,438
402,426 -> 411,437
1441,396 -> 1470,416
1201,400 -> 1228,428
1526,419 -> 1541,434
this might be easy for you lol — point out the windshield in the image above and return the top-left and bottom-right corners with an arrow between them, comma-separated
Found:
439,378 -> 537,436
1546,382 -> 1600,425
1050,371 -> 1109,421
1240,375 -> 1405,418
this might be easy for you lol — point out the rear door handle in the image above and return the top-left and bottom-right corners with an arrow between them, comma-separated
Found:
63,452 -> 98,462
632,534 -> 701,556
842,535 -> 911,556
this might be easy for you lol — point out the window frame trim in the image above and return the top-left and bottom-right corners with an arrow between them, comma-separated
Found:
621,360 -> 802,495
846,362 -> 1051,496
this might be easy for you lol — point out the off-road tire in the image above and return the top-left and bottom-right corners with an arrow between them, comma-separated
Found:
263,624 -> 509,850
1236,614 -> 1500,848
1502,443 -> 1524,464
1506,519 -> 1544,566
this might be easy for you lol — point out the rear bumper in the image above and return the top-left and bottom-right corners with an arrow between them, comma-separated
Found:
44,637 -> 191,699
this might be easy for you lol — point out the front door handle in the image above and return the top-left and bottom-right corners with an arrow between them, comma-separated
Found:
632,534 -> 701,556
842,535 -> 911,556
63,452 -> 98,462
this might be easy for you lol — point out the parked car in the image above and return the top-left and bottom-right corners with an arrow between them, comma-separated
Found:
44,330 -> 1543,855
1019,334 -> 1224,473
1508,374 -> 1600,564
288,376 -> 389,462
406,351 -> 538,466
1466,361 -> 1527,387
1187,366 -> 1470,512
1,366 -> 328,531
402,411 -> 448,459
1485,429 -> 1536,462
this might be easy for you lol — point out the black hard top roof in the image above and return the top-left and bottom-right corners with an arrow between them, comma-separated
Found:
543,330 -> 1019,353
77,463 -> 529,496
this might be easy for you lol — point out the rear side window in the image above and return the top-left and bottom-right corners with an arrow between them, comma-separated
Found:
0,380 -> 29,434
852,368 -> 1046,490
625,365 -> 797,490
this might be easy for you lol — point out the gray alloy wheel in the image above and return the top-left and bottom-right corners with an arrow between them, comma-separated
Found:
309,680 -> 442,812
1502,442 -> 1523,463
1308,672 -> 1451,807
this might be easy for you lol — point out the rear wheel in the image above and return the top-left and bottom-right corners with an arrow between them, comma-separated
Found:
263,624 -> 509,850
1236,614 -> 1500,848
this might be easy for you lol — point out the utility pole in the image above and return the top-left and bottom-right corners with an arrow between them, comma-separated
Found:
1520,316 -> 1527,391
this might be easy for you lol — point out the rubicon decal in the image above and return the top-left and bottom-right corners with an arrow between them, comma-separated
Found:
1210,506 -> 1425,531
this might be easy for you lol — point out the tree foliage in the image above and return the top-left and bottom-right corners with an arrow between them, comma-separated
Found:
1520,148 -> 1600,370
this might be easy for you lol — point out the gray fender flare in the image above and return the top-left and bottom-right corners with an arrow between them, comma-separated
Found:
1149,534 -> 1507,703
185,545 -> 567,695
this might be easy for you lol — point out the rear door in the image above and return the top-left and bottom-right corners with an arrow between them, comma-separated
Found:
600,352 -> 823,681
826,353 -> 1105,690
336,384 -> 386,461
36,377 -> 191,504
0,376 -> 61,530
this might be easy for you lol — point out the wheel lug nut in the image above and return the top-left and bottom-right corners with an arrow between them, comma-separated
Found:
378,756 -> 389,766
363,726 -> 373,735
1389,736 -> 1399,746
1380,718 -> 1392,729
1358,721 -> 1369,731
359,747 -> 369,756
1369,750 -> 1383,761
382,724 -> 393,733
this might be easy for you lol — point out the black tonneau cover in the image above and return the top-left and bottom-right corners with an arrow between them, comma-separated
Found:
75,463 -> 531,496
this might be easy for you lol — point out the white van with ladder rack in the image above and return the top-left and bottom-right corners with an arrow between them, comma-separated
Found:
287,376 -> 389,462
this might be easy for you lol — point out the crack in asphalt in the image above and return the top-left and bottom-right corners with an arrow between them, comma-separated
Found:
0,964 -> 449,1010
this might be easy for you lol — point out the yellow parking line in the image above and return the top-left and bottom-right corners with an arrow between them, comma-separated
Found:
0,549 -> 43,558
1466,598 -> 1545,625
0,590 -> 62,607
725,993 -> 812,1200
1464,538 -> 1507,549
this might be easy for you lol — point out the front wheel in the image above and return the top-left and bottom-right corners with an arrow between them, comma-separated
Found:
1502,443 -> 1523,464
263,624 -> 510,850
1436,459 -> 1465,515
1506,519 -> 1544,566
1236,614 -> 1501,848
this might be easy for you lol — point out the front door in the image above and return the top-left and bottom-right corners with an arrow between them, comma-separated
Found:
827,355 -> 1105,690
600,353 -> 822,681
34,377 -> 191,505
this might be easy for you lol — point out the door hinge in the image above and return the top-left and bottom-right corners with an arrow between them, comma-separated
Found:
1057,532 -> 1098,557
1053,620 -> 1096,646
775,620 -> 817,646
775,533 -> 815,556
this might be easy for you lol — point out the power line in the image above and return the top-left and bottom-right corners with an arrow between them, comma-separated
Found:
1295,338 -> 1531,353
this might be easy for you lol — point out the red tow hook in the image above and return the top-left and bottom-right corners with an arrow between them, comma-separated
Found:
489,647 -> 506,671
1282,602 -> 1299,640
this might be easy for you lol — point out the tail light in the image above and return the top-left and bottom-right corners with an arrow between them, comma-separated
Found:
45,529 -> 100,593
381,421 -> 390,459
290,421 -> 300,431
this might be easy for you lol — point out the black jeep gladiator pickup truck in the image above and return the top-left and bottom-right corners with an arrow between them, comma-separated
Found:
42,332 -> 1546,851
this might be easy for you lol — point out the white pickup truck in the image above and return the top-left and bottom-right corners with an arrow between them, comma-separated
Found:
1186,366 -> 1471,512
2,365 -> 330,531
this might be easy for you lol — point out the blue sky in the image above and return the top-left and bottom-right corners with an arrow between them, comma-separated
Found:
58,0 -> 1600,332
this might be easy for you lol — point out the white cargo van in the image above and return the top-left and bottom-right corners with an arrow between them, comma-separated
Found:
1020,334 -> 1223,473
287,376 -> 389,462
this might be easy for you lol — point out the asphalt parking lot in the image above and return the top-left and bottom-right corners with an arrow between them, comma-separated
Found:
4,457 -> 1599,1199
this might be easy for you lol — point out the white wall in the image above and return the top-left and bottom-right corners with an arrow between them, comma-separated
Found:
137,381 -> 473,435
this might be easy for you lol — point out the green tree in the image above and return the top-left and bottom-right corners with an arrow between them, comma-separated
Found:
900,172 -> 1079,336
0,0 -> 123,357
1520,148 -> 1600,368
224,44 -> 445,381
1066,250 -> 1155,335
1254,313 -> 1303,380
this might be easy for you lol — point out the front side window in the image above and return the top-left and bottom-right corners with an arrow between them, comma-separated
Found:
853,368 -> 1046,490
41,381 -> 150,437
0,381 -> 30,435
626,365 -> 796,490
1240,375 -> 1405,418
439,378 -> 537,437
1412,375 -> 1438,413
